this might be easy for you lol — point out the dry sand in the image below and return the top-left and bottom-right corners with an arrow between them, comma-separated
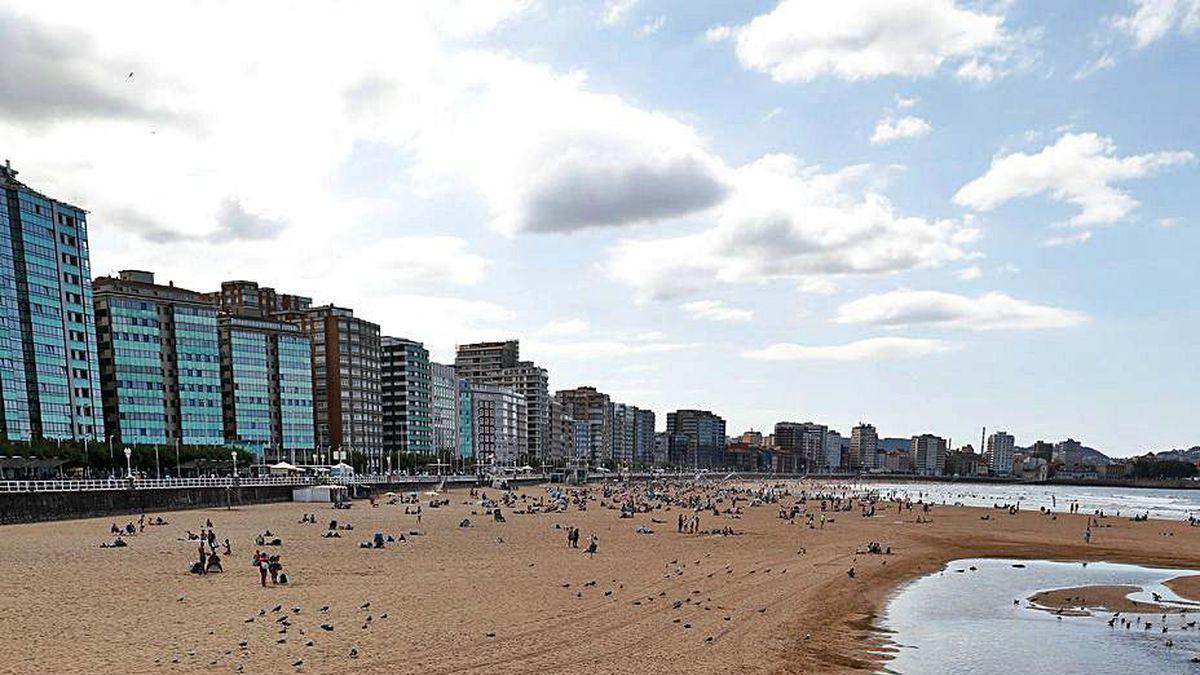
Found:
3,481 -> 1200,674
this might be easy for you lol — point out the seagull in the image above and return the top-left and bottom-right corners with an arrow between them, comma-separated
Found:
320,624 -> 334,632
127,71 -> 134,80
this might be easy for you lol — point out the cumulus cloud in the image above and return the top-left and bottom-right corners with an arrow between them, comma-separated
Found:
871,116 -> 932,144
402,55 -> 730,235
681,299 -> 753,322
639,15 -> 666,37
704,25 -> 732,42
356,236 -> 490,288
728,0 -> 1020,83
0,10 -> 169,126
743,337 -> 956,361
602,0 -> 639,26
835,289 -> 1087,330
1074,53 -> 1117,80
609,154 -> 978,301
1113,0 -> 1200,48
954,132 -> 1195,226
209,198 -> 286,243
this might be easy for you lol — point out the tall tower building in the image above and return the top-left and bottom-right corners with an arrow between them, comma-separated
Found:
455,340 -> 548,463
381,336 -> 433,461
554,386 -> 612,465
665,409 -> 726,469
0,162 -> 103,441
93,271 -> 223,446
275,304 -> 382,470
850,423 -> 879,471
987,430 -> 1016,476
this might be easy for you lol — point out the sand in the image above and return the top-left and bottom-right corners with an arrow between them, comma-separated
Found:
1029,585 -> 1182,614
3,481 -> 1200,674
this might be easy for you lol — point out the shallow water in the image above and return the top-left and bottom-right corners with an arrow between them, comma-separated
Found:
844,481 -> 1200,520
879,558 -> 1200,674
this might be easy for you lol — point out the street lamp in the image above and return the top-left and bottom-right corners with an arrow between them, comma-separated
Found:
123,447 -> 132,479
107,435 -> 114,477
230,450 -> 238,477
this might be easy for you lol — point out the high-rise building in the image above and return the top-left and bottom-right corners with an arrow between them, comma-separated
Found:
457,378 -> 473,460
207,279 -> 315,462
93,271 -> 223,446
987,431 -> 1016,476
773,422 -> 803,473
666,409 -> 726,469
545,398 -> 575,465
610,402 -> 637,466
469,382 -> 526,467
823,430 -> 843,471
911,434 -> 948,476
215,314 -> 314,463
850,423 -> 879,471
634,407 -> 656,467
381,337 -> 432,462
554,386 -> 612,465
1030,440 -> 1054,463
430,362 -> 464,461
455,340 -> 548,464
0,162 -> 103,441
276,304 -> 382,470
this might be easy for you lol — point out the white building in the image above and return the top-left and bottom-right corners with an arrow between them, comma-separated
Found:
850,423 -> 878,471
469,383 -> 527,467
987,431 -> 1016,476
911,434 -> 948,476
823,430 -> 843,471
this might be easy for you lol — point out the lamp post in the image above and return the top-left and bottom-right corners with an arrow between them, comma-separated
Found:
174,439 -> 181,478
231,450 -> 238,477
107,435 -> 114,477
154,444 -> 161,479
123,447 -> 132,479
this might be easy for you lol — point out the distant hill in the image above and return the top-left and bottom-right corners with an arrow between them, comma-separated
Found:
1017,444 -> 1112,465
1149,446 -> 1200,463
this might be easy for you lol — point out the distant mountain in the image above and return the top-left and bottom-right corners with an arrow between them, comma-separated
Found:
1072,446 -> 1112,466
1149,446 -> 1200,463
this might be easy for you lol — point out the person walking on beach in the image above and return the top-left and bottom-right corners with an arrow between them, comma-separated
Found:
197,542 -> 208,575
257,552 -> 269,588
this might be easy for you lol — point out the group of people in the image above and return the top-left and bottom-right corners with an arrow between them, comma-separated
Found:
190,519 -> 231,575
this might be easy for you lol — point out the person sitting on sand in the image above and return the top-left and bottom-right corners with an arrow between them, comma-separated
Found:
205,552 -> 223,573
584,534 -> 598,557
100,537 -> 127,548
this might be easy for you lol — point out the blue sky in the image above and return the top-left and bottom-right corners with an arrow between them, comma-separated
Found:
1,0 -> 1197,455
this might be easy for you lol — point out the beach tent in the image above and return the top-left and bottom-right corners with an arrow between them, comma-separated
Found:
329,462 -> 355,477
268,461 -> 301,475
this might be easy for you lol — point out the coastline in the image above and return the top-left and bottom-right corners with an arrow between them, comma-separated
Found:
3,483 -> 1200,673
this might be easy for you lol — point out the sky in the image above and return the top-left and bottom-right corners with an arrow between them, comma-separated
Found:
1,0 -> 1197,456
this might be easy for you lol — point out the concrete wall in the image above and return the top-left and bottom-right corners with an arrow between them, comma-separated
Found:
0,485 -> 295,525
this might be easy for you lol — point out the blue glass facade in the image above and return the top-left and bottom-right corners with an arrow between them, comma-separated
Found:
100,298 -> 167,444
172,306 -> 223,445
0,164 -> 103,441
217,314 -> 314,462
229,330 -> 270,448
457,377 -> 473,459
277,333 -> 314,452
94,272 -> 222,446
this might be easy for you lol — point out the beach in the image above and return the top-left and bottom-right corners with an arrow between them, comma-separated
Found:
3,480 -> 1200,674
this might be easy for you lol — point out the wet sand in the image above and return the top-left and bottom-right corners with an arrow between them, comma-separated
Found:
3,482 -> 1200,674
1029,585 -> 1183,614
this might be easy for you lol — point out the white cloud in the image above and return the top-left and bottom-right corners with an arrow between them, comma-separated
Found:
639,15 -> 666,37
955,57 -> 997,83
355,236 -> 490,288
895,94 -> 920,109
402,54 -> 730,235
1041,231 -> 1093,247
1074,53 -> 1117,79
609,154 -> 978,301
729,0 -> 1019,83
1113,0 -> 1200,48
602,0 -> 639,26
763,107 -> 784,122
681,299 -> 753,322
835,289 -> 1087,330
956,265 -> 982,280
704,25 -> 732,42
1159,217 -> 1182,228
871,115 -> 933,144
954,132 -> 1195,226
527,338 -> 698,360
743,337 -> 957,361
542,319 -> 590,336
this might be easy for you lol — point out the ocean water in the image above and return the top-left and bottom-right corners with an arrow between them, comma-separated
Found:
833,481 -> 1200,520
878,558 -> 1200,674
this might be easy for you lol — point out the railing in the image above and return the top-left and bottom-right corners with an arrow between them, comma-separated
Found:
0,475 -> 318,493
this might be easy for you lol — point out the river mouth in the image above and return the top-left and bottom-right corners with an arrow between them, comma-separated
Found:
876,558 -> 1200,674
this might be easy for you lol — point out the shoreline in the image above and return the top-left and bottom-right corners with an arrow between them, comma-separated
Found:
3,481 -> 1200,673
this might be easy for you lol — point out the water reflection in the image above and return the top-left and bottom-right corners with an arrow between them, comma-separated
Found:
879,558 -> 1200,674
